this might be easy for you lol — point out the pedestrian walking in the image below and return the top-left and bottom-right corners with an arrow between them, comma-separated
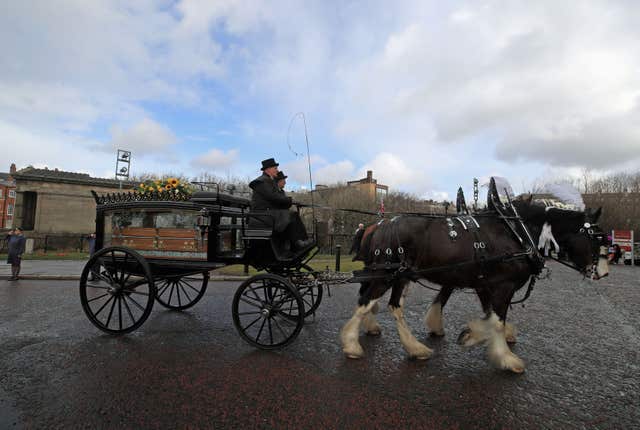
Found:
350,223 -> 365,255
7,227 -> 26,281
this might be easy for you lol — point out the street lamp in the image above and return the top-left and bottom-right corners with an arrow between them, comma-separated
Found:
115,149 -> 132,190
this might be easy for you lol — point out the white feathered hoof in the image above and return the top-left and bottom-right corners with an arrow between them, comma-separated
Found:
457,327 -> 484,348
343,343 -> 365,359
491,350 -> 525,374
407,343 -> 433,361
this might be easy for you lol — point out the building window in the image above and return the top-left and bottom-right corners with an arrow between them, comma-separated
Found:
7,204 -> 13,216
9,190 -> 16,198
376,187 -> 388,201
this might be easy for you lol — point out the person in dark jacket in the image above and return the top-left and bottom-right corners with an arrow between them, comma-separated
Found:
7,227 -> 26,281
249,159 -> 313,251
275,171 -> 287,192
350,223 -> 365,254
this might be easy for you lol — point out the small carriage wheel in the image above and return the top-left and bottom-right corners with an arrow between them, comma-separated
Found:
79,246 -> 155,335
155,271 -> 209,310
232,274 -> 305,350
280,264 -> 323,318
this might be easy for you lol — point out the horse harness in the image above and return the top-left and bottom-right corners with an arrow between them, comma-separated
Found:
356,205 -> 544,305
544,221 -> 607,279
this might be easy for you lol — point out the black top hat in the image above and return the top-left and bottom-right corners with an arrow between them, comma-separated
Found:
261,158 -> 279,170
275,171 -> 288,181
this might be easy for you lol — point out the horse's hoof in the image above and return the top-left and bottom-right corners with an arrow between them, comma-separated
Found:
494,352 -> 525,373
504,323 -> 517,344
409,352 -> 432,361
365,330 -> 381,336
408,344 -> 433,360
457,327 -> 472,346
429,330 -> 445,337
343,344 -> 364,359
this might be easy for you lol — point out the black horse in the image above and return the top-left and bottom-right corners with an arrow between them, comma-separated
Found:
424,197 -> 608,345
340,196 -> 608,373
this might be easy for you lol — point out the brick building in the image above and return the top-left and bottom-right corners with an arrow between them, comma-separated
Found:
0,163 -> 17,229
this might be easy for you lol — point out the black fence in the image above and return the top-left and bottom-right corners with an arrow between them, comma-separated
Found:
321,234 -> 355,255
0,233 -> 92,253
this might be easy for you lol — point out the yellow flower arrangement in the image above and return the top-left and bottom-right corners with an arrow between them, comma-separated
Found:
135,177 -> 192,197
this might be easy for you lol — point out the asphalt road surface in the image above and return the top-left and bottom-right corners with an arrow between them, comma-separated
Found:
1,262 -> 639,429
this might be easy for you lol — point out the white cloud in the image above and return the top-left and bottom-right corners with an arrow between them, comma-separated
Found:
360,152 -> 431,196
281,156 -> 353,186
4,0 -> 640,194
191,148 -> 239,169
107,118 -> 179,155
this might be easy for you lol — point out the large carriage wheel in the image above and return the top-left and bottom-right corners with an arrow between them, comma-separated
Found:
270,264 -> 323,319
79,247 -> 155,334
155,272 -> 209,310
232,274 -> 305,349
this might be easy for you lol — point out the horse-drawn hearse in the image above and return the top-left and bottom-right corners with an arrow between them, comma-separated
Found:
82,186 -> 322,349
80,178 -> 609,373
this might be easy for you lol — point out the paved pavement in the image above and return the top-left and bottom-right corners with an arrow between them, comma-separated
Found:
1,261 -> 639,429
0,260 -> 85,280
0,259 -> 247,281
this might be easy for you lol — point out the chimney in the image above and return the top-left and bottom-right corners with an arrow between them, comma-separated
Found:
366,170 -> 373,182
9,163 -> 16,174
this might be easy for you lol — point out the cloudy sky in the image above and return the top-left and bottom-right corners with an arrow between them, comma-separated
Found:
2,0 -> 640,200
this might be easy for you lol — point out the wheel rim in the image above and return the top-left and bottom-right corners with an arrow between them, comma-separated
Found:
233,275 -> 304,349
80,248 -> 154,334
155,272 -> 209,310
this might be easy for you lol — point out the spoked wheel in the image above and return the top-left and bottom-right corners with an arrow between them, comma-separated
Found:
155,272 -> 209,310
270,264 -> 323,319
80,246 -> 155,334
232,274 -> 305,349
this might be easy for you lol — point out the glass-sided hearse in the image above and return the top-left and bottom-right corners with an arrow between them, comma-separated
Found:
81,187 -> 322,349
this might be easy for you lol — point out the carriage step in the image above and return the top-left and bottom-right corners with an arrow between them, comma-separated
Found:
243,229 -> 273,239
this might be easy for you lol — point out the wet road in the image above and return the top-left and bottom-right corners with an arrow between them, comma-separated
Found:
1,262 -> 639,429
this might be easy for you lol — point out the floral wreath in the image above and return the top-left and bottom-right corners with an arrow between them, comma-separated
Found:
136,178 -> 192,195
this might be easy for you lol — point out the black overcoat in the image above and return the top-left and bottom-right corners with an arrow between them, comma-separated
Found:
249,174 -> 293,232
7,234 -> 26,265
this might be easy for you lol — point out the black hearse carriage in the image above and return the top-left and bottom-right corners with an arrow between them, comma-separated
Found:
81,187 -> 322,349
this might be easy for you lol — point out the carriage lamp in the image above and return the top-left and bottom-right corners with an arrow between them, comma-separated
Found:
196,209 -> 211,242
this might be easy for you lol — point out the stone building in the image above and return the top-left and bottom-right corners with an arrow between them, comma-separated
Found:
0,164 -> 17,229
346,170 -> 388,202
11,166 -> 135,250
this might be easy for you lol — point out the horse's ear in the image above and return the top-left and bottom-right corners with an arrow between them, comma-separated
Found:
592,207 -> 602,222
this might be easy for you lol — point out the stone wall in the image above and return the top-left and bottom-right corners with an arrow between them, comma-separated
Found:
13,180 -> 127,236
